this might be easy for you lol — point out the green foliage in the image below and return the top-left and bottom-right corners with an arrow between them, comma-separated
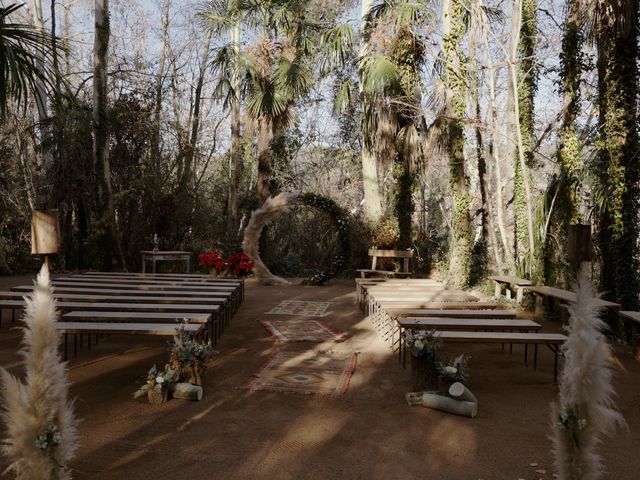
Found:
0,4 -> 63,119
592,14 -> 640,308
513,0 -> 538,275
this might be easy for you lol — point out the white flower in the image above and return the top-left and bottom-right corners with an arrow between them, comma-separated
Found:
156,376 -> 165,384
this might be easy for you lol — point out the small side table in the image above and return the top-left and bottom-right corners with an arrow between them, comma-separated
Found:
141,251 -> 192,273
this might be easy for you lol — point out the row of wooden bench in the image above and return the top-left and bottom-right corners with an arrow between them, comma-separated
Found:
490,275 -> 640,358
358,278 -> 567,381
0,272 -> 245,359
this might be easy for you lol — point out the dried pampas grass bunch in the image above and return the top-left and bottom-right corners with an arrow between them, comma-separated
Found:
551,266 -> 625,480
0,264 -> 78,479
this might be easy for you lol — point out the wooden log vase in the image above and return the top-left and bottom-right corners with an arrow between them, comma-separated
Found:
170,382 -> 203,401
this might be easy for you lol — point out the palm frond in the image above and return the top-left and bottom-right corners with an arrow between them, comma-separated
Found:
333,77 -> 354,114
319,23 -> 355,73
358,53 -> 401,95
274,56 -> 313,98
0,3 -> 63,119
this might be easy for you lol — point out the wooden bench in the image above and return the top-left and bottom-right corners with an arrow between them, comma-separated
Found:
386,309 -> 517,318
56,321 -> 203,360
0,300 -> 221,339
357,249 -> 414,278
48,281 -> 242,311
395,317 -> 542,364
526,286 -> 621,321
619,311 -> 640,360
399,330 -> 567,381
355,278 -> 444,303
371,300 -> 496,313
76,272 -> 245,300
361,288 -> 478,311
489,275 -> 532,303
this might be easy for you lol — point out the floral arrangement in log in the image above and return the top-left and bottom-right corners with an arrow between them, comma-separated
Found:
198,251 -> 226,274
226,252 -> 254,276
169,323 -> 217,386
134,364 -> 179,405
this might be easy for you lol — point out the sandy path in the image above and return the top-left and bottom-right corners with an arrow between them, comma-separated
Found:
0,276 -> 638,479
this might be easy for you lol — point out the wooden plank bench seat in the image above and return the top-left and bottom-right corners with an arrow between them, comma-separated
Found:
56,321 -> 203,360
395,317 -> 542,363
369,300 -> 496,319
57,275 -> 240,287
363,289 -> 479,311
77,272 -> 245,299
399,330 -> 567,381
11,285 -> 240,314
526,286 -> 621,311
489,275 -> 532,303
0,300 -> 221,339
619,311 -> 640,360
356,278 -> 445,303
77,272 -> 243,283
48,281 -> 241,311
357,248 -> 414,278
386,309 -> 517,318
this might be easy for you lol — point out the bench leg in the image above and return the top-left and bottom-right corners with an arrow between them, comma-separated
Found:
516,287 -> 524,304
64,333 -> 68,361
554,347 -> 559,383
533,344 -> 538,370
74,334 -> 78,357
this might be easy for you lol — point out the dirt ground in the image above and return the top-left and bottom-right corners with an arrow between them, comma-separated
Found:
0,274 -> 638,480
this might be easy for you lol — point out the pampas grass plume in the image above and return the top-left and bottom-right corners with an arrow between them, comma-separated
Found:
551,266 -> 626,480
0,264 -> 78,479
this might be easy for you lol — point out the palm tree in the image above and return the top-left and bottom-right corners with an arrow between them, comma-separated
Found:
0,3 -> 58,120
359,1 -> 429,248
203,0 -> 316,207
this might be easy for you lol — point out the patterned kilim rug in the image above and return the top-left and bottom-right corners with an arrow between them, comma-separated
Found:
266,300 -> 331,317
259,319 -> 348,342
242,349 -> 357,396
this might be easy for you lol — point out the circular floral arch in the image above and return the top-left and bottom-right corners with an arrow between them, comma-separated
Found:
242,192 -> 351,285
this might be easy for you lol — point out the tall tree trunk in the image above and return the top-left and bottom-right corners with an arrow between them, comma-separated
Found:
150,0 -> 170,213
510,0 -> 537,277
93,0 -> 126,270
256,117 -> 274,206
484,34 -> 513,266
183,30 -> 213,189
227,21 -> 243,237
443,0 -> 473,287
29,0 -> 53,208
545,0 -> 583,285
359,0 -> 383,223
595,0 -> 640,309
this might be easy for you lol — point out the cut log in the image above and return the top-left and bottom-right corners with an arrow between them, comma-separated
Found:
170,382 -> 203,401
448,382 -> 478,404
420,392 -> 477,418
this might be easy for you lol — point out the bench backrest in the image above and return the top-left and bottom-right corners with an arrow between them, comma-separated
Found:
368,249 -> 414,272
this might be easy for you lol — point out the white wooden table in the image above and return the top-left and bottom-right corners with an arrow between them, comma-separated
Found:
141,250 -> 191,273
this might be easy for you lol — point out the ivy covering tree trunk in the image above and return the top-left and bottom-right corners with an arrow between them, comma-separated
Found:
444,0 -> 472,287
512,0 -> 537,277
594,0 -> 640,309
545,0 -> 583,286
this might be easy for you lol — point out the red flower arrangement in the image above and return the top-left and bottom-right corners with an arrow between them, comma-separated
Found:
198,251 -> 226,273
226,252 -> 254,276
